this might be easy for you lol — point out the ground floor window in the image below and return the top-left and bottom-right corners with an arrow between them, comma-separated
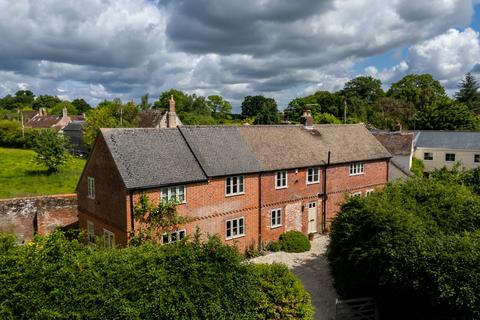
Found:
270,209 -> 282,228
103,229 -> 115,248
350,191 -> 362,197
87,220 -> 95,243
226,217 -> 245,240
162,230 -> 186,244
365,189 -> 374,196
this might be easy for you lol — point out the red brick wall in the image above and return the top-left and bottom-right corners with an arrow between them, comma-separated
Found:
325,160 -> 388,228
77,133 -> 129,240
129,174 -> 260,250
0,194 -> 78,243
259,168 -> 323,244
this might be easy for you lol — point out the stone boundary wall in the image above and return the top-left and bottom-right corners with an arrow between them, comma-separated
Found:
0,194 -> 78,243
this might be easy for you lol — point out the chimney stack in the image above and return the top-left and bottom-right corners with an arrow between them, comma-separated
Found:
167,95 -> 177,128
62,107 -> 68,119
301,109 -> 314,129
394,121 -> 402,132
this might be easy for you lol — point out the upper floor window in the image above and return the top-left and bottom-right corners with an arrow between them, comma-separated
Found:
349,162 -> 364,176
225,175 -> 244,196
445,153 -> 456,162
162,230 -> 186,244
87,221 -> 95,244
475,154 -> 479,163
87,177 -> 95,199
365,189 -> 374,196
424,152 -> 433,161
103,229 -> 115,248
307,167 -> 320,184
276,171 -> 288,189
226,217 -> 245,240
270,208 -> 282,228
161,185 -> 185,203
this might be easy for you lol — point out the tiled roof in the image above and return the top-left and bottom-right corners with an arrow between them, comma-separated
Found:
25,116 -> 62,129
63,121 -> 85,132
100,124 -> 391,189
414,131 -> 480,150
101,128 -> 207,190
371,131 -> 413,156
138,110 -> 165,128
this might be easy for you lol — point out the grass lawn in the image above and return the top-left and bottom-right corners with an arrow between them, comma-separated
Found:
0,147 -> 86,199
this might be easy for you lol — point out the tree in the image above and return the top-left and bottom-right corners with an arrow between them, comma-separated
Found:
154,89 -> 188,111
71,98 -> 92,113
32,129 -> 70,172
206,95 -> 232,121
84,99 -> 139,149
313,113 -> 341,124
371,97 -> 415,130
341,76 -> 384,105
387,74 -> 446,110
32,95 -> 61,111
139,93 -> 151,110
241,96 -> 279,124
14,90 -> 35,107
455,73 -> 480,114
412,97 -> 479,130
49,101 -> 78,116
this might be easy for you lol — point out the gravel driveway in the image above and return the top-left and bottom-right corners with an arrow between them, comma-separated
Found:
250,235 -> 337,320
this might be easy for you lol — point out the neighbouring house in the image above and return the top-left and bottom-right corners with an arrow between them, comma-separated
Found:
24,108 -> 84,133
63,121 -> 87,156
413,131 -> 480,173
138,97 -> 182,128
77,110 -> 391,250
4,110 -> 39,122
372,130 -> 414,181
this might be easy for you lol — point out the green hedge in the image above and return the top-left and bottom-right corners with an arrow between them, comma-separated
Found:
279,231 -> 311,253
0,232 -> 313,320
327,178 -> 480,319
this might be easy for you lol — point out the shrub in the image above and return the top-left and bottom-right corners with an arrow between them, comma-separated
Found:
279,231 -> 311,253
0,231 -> 313,319
266,241 -> 282,252
327,178 -> 480,319
253,263 -> 314,319
410,157 -> 424,177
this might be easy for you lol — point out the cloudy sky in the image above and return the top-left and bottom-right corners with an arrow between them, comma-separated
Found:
0,0 -> 479,111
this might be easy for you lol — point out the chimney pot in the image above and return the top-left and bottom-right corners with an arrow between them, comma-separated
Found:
301,109 -> 314,128
62,107 -> 68,118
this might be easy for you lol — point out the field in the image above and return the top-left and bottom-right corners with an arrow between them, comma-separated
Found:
0,148 -> 86,198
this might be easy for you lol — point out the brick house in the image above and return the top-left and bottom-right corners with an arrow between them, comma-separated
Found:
77,112 -> 390,250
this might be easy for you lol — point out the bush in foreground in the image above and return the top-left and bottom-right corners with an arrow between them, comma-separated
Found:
327,178 -> 480,319
279,231 -> 311,253
0,231 -> 313,320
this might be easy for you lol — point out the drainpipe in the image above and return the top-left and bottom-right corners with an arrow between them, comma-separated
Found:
322,151 -> 331,233
258,172 -> 263,250
129,190 -> 135,240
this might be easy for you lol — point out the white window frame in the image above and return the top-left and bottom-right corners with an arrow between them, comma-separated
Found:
270,208 -> 282,228
275,170 -> 288,189
423,152 -> 433,161
225,175 -> 245,196
350,191 -> 362,197
103,229 -> 115,248
445,153 -> 456,162
474,154 -> 479,163
87,220 -> 95,244
306,167 -> 320,184
225,217 -> 245,240
162,229 -> 186,244
161,185 -> 186,203
365,189 -> 374,196
87,177 -> 95,199
349,162 -> 365,176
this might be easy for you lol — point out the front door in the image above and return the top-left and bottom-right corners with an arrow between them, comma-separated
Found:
307,202 -> 317,233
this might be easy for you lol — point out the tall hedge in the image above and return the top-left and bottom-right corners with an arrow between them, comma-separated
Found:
327,178 -> 480,319
0,232 -> 313,320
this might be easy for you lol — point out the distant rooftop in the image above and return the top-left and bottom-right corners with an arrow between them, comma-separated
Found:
414,131 -> 480,150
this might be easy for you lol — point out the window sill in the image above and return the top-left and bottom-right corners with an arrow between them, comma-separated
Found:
226,234 -> 245,241
225,192 -> 245,197
349,173 -> 365,176
275,186 -> 288,190
271,225 -> 282,229
306,181 -> 320,185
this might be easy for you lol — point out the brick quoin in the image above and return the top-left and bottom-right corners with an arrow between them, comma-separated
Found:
78,146 -> 388,251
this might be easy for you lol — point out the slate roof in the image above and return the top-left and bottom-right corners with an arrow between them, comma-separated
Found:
371,131 -> 413,156
101,128 -> 207,190
99,124 -> 391,190
414,131 -> 480,150
63,121 -> 85,132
